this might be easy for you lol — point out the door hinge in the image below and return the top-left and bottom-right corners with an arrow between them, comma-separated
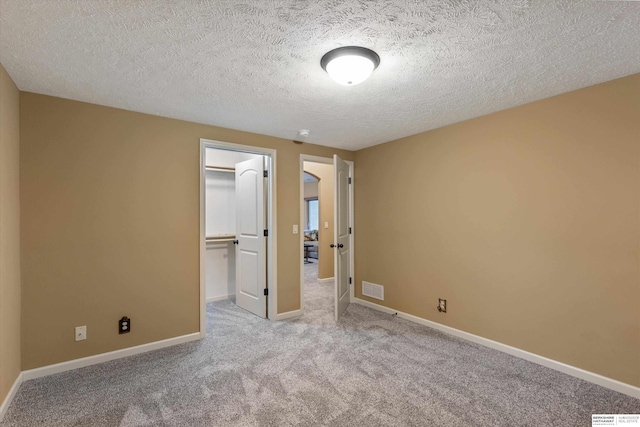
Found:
349,277 -> 352,284
264,288 -> 268,296
263,170 -> 268,178
348,177 -> 352,184
349,227 -> 352,234
264,229 -> 268,237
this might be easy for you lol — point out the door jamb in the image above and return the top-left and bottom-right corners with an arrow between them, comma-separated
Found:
299,154 -> 354,315
200,139 -> 278,336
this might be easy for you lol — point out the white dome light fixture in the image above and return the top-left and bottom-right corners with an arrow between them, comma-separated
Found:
321,46 -> 380,86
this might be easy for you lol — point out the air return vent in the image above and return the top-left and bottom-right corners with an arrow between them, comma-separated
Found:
362,281 -> 384,301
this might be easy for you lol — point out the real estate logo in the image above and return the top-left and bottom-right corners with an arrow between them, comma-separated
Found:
592,414 -> 640,426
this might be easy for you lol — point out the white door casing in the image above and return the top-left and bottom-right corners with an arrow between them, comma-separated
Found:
235,157 -> 267,318
334,154 -> 350,321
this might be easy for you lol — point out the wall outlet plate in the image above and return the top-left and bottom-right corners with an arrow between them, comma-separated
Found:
438,299 -> 447,313
119,317 -> 131,334
75,325 -> 86,341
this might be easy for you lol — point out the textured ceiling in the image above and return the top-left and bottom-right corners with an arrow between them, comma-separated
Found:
1,1 -> 639,150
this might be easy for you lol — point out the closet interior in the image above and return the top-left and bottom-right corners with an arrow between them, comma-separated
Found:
205,147 -> 265,303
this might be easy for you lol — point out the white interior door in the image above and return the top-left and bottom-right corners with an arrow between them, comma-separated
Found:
235,157 -> 267,318
334,154 -> 350,321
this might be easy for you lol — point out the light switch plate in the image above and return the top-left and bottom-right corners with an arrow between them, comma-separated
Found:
293,225 -> 298,234
75,325 -> 87,341
324,222 -> 329,229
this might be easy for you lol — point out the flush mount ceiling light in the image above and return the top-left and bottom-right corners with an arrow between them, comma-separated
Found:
321,46 -> 380,86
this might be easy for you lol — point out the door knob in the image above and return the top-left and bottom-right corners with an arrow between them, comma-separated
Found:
330,243 -> 336,248
232,240 -> 239,245
337,243 -> 344,248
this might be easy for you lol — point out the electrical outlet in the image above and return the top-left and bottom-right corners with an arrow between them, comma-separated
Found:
119,317 -> 131,334
75,325 -> 86,341
438,299 -> 447,313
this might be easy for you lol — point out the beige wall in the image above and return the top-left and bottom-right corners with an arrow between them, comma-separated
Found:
303,162 -> 334,279
0,64 -> 21,402
13,72 -> 640,386
354,74 -> 640,386
19,92 -> 353,370
303,181 -> 318,200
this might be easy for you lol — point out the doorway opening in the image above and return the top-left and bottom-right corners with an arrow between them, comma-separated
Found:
199,139 -> 277,336
299,154 -> 354,322
301,163 -> 331,320
302,172 -> 319,267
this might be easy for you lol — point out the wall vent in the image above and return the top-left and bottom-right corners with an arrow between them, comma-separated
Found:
362,281 -> 384,301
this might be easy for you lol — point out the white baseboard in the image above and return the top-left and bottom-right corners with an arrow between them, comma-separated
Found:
206,294 -> 234,303
274,309 -> 302,320
352,297 -> 640,399
22,332 -> 201,381
317,277 -> 334,284
0,372 -> 23,422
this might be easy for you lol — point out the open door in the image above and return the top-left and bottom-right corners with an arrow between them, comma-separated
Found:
234,157 -> 267,318
333,154 -> 350,321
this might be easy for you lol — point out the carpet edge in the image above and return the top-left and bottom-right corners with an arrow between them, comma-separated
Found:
0,372 -> 23,422
352,297 -> 640,399
21,332 -> 201,382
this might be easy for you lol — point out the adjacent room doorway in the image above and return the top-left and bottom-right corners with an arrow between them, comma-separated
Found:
299,154 -> 354,321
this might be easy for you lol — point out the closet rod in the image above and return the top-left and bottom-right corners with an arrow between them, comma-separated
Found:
206,236 -> 236,243
206,238 -> 236,243
205,166 -> 235,173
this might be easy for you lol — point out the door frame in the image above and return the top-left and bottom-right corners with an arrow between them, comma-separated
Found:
299,154 -> 354,314
200,138 -> 278,336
